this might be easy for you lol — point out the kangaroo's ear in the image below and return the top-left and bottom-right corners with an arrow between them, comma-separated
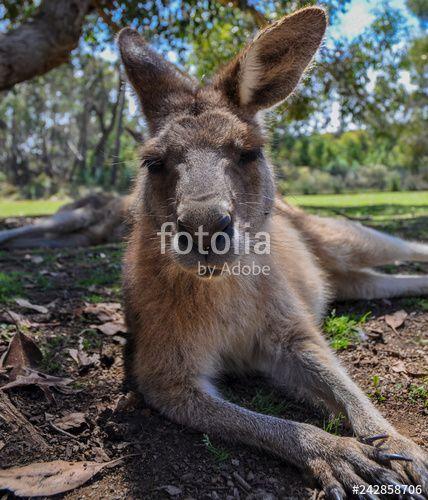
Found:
213,7 -> 327,113
118,28 -> 197,133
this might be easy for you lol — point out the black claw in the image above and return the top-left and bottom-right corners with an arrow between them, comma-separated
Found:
362,433 -> 389,445
379,453 -> 413,462
328,487 -> 345,500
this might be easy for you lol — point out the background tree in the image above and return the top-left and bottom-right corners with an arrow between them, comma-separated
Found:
0,0 -> 426,198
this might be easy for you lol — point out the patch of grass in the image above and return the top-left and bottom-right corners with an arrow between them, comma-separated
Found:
0,199 -> 68,218
0,271 -> 26,303
202,434 -> 230,462
78,268 -> 121,288
324,310 -> 370,350
408,381 -> 428,408
35,274 -> 54,290
370,375 -> 386,402
85,293 -> 106,303
323,413 -> 346,435
40,336 -> 64,373
401,297 -> 428,312
289,191 -> 428,208
249,389 -> 288,416
81,328 -> 102,350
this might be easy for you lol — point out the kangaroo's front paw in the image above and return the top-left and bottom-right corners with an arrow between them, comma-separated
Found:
361,432 -> 428,496
304,433 -> 424,499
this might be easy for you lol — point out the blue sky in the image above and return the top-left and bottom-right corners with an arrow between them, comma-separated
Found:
330,0 -> 417,40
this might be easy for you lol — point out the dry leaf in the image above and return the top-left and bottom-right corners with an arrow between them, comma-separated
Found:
82,302 -> 122,323
68,348 -> 100,370
1,367 -> 73,392
15,298 -> 48,314
93,321 -> 127,336
384,310 -> 408,332
54,412 -> 86,432
112,335 -> 126,345
0,458 -> 124,496
0,331 -> 43,374
391,360 -> 407,373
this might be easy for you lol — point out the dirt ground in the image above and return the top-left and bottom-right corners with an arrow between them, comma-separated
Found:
0,212 -> 427,499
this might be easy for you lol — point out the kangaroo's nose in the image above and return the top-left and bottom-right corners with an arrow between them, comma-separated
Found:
177,211 -> 232,251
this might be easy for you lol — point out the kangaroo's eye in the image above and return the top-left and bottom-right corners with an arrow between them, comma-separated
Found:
142,156 -> 164,174
239,149 -> 262,165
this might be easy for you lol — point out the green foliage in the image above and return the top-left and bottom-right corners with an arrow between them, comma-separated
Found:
370,374 -> 386,402
202,434 -> 230,462
0,271 -> 25,303
323,413 -> 346,435
81,328 -> 103,350
78,267 -> 121,288
274,129 -> 428,195
401,297 -> 428,312
324,310 -> 370,351
408,381 -> 428,408
86,293 -> 107,304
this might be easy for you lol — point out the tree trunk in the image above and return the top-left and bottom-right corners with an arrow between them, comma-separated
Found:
110,83 -> 126,186
0,0 -> 92,91
90,72 -> 122,180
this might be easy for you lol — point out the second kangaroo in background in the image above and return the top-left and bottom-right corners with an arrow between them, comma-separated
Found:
118,7 -> 428,498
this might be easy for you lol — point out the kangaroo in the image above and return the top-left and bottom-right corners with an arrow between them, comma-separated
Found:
118,7 -> 428,498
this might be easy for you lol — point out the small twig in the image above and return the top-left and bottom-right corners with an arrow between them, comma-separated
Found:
49,421 -> 81,441
232,472 -> 252,492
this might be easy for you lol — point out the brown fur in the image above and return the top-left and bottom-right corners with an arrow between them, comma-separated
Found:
119,8 -> 428,498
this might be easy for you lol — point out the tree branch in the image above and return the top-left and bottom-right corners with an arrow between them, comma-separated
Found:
0,0 -> 92,91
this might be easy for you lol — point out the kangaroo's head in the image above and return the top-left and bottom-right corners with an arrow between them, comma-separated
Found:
118,7 -> 326,276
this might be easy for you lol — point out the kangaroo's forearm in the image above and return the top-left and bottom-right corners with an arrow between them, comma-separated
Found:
273,341 -> 394,436
147,384 -> 338,468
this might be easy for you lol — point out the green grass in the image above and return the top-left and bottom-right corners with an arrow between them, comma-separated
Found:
408,380 -> 428,408
323,413 -> 346,435
249,389 -> 288,416
2,191 -> 426,219
0,199 -> 68,218
202,434 -> 230,462
324,310 -> 370,351
0,271 -> 25,303
85,293 -> 107,303
77,268 -> 121,288
370,374 -> 386,402
401,297 -> 428,311
288,191 -> 428,208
